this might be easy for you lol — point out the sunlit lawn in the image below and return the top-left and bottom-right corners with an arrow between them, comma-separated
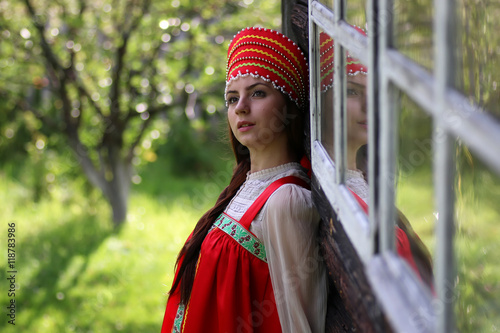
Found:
0,167 -> 223,333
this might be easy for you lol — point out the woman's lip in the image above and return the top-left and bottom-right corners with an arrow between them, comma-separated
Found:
238,124 -> 255,132
237,121 -> 255,130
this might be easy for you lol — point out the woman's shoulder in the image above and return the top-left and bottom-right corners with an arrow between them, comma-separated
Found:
266,182 -> 315,216
261,181 -> 319,235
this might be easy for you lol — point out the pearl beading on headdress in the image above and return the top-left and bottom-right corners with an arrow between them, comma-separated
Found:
226,27 -> 309,110
320,25 -> 368,92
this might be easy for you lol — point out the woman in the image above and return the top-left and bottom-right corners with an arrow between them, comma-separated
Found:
320,28 -> 434,288
161,27 -> 327,333
319,27 -> 370,202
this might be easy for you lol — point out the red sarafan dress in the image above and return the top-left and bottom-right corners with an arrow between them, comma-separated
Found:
162,172 -> 315,333
348,186 -> 432,286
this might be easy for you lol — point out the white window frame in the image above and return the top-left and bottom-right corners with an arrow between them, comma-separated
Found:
302,0 -> 500,332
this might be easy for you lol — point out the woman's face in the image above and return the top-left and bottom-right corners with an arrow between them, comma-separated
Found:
346,74 -> 368,151
320,73 -> 368,155
226,76 -> 289,153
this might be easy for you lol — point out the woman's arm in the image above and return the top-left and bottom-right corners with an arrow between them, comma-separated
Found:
262,184 -> 327,333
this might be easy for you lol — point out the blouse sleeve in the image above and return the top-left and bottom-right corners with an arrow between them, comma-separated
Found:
261,184 -> 327,333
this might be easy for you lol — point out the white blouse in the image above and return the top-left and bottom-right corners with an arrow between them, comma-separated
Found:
346,168 -> 369,202
224,162 -> 327,333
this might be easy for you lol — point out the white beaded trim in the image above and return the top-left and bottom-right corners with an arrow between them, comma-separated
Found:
225,27 -> 309,109
225,72 -> 303,109
320,70 -> 368,92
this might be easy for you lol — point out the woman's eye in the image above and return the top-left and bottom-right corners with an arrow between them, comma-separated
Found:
227,96 -> 238,104
252,90 -> 266,97
347,88 -> 359,96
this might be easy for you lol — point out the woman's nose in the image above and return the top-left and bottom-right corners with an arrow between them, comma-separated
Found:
235,97 -> 249,115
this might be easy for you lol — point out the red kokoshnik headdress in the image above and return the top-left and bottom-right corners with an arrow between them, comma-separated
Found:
320,25 -> 368,92
226,27 -> 309,110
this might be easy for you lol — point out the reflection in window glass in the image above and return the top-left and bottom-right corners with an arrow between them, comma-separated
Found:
345,59 -> 368,202
318,0 -> 332,9
346,0 -> 366,28
458,0 -> 500,117
395,92 -> 435,290
397,92 -> 500,329
319,29 -> 335,160
319,27 -> 369,201
394,0 -> 434,71
455,150 -> 500,332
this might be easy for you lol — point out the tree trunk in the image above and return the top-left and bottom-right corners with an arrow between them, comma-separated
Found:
69,138 -> 131,227
106,145 -> 131,227
20,0 -> 154,229
107,182 -> 129,227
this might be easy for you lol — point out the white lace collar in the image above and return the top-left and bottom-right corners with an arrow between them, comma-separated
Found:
246,162 -> 304,181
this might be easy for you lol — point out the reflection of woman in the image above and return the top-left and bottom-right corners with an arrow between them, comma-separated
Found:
320,28 -> 370,202
161,27 -> 327,333
320,28 -> 433,287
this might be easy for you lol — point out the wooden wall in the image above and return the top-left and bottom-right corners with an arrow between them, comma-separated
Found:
288,2 -> 393,331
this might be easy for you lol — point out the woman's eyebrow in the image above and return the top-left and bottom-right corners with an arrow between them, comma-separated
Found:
346,81 -> 366,88
226,82 -> 270,95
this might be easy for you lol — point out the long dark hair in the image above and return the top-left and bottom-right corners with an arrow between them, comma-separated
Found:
169,96 -> 306,304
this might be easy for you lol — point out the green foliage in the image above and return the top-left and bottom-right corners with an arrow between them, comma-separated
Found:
157,115 -> 230,176
0,0 -> 281,223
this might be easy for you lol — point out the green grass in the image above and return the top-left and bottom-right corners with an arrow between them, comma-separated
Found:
0,159 -> 229,333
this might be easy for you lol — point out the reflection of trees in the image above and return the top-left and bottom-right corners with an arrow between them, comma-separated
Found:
394,0 -> 499,116
461,0 -> 500,115
391,0 -> 500,177
394,0 -> 434,70
347,0 -> 500,117
1,0 -> 280,226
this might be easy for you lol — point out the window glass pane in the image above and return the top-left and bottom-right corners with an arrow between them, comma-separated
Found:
395,91 -> 435,291
396,93 -> 500,327
320,29 -> 335,160
455,151 -> 500,331
457,0 -> 500,117
318,0 -> 333,9
345,58 -> 368,201
346,0 -> 366,28
318,27 -> 370,205
393,0 -> 434,71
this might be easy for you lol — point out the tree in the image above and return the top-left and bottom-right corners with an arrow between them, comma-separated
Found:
1,0 -> 280,226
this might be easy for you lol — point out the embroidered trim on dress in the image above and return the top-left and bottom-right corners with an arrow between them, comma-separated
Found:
171,304 -> 185,333
172,252 -> 203,332
213,213 -> 267,262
